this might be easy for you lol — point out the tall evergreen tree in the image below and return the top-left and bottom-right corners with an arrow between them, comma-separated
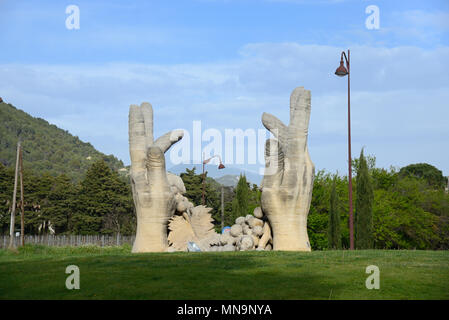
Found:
355,149 -> 374,249
248,183 -> 261,215
232,175 -> 249,220
73,160 -> 134,235
180,168 -> 203,205
41,174 -> 78,234
223,186 -> 235,226
328,175 -> 341,249
180,167 -> 219,210
0,163 -> 14,234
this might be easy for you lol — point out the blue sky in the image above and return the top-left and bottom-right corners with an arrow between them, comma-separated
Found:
1,0 -> 448,177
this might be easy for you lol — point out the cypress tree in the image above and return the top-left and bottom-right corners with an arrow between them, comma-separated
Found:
355,149 -> 374,249
233,174 -> 249,219
328,175 -> 341,249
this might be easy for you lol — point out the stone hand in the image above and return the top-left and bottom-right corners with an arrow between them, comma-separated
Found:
129,102 -> 183,252
261,87 -> 315,251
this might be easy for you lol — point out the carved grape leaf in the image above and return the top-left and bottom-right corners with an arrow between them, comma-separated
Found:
167,213 -> 196,251
190,206 -> 216,240
167,205 -> 216,251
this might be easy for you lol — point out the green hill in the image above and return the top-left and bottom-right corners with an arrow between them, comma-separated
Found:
0,102 -> 124,181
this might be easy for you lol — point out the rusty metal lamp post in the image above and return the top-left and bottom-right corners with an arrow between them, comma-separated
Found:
201,153 -> 225,205
335,49 -> 354,250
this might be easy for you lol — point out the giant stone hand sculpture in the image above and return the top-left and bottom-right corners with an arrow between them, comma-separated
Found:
261,87 -> 315,251
129,102 -> 183,252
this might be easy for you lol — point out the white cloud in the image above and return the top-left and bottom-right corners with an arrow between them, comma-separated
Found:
377,9 -> 449,45
400,10 -> 449,31
1,42 -> 448,175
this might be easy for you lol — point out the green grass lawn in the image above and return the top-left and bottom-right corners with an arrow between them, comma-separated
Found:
0,245 -> 448,300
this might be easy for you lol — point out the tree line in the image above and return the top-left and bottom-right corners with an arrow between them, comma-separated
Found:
323,152 -> 448,250
0,160 -> 135,236
0,153 -> 448,250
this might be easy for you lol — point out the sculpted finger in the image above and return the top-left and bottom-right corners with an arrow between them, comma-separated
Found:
261,138 -> 284,189
289,87 -> 311,137
140,102 -> 154,146
129,104 -> 147,172
262,112 -> 288,146
146,146 -> 169,188
153,129 -> 184,153
286,87 -> 311,159
297,146 -> 315,216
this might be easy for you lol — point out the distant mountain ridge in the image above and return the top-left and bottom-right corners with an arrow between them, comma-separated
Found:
215,175 -> 240,187
168,163 -> 262,186
0,102 -> 124,181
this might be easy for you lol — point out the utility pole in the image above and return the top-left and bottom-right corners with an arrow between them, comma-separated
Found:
9,142 -> 20,249
202,153 -> 206,205
19,145 -> 25,247
221,186 -> 224,230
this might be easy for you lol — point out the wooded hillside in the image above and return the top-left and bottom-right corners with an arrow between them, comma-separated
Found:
0,102 -> 124,181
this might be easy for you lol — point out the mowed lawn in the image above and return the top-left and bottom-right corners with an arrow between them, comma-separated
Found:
0,245 -> 448,300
